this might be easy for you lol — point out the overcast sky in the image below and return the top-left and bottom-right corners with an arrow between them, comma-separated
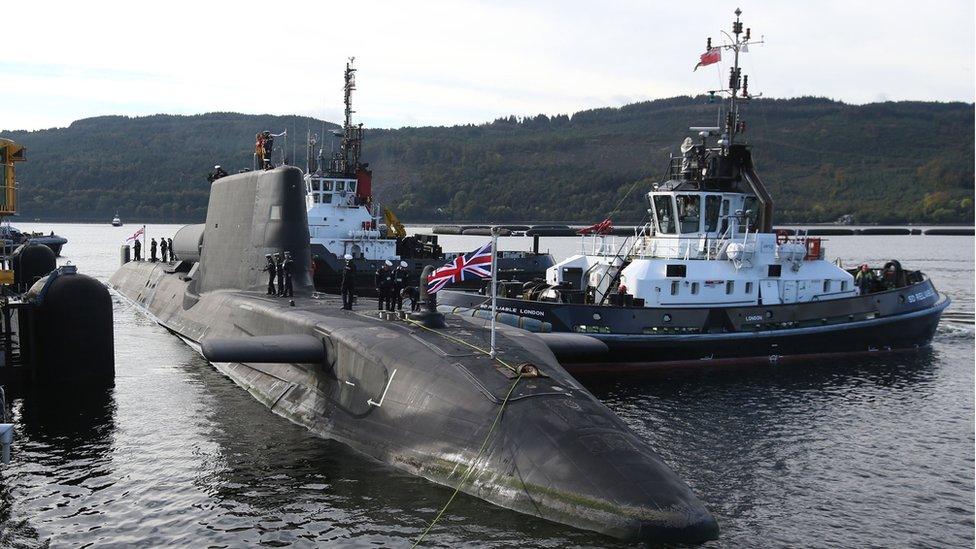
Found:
3,0 -> 973,131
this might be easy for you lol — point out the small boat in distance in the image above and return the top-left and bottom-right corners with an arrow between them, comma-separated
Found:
112,213 -> 122,227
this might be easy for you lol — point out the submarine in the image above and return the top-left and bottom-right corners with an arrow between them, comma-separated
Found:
108,166 -> 718,543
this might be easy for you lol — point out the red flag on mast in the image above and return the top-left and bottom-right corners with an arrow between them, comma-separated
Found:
694,47 -> 721,71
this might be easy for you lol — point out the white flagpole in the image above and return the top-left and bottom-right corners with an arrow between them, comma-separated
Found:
489,228 -> 498,358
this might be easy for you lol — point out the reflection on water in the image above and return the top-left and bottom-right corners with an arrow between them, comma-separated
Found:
0,224 -> 970,547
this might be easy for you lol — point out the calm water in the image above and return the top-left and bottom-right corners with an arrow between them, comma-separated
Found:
0,223 -> 972,548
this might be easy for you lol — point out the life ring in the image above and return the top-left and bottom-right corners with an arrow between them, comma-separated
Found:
775,229 -> 791,244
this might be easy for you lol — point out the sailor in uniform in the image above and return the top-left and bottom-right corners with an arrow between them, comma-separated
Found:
150,238 -> 158,262
274,253 -> 285,296
133,239 -> 142,261
375,260 -> 394,311
393,260 -> 409,311
160,238 -> 168,263
263,254 -> 277,295
168,238 -> 175,261
281,251 -> 294,297
340,254 -> 356,310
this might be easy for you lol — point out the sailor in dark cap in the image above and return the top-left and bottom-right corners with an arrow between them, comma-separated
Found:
150,238 -> 158,262
167,238 -> 175,261
133,238 -> 142,261
340,253 -> 356,310
160,238 -> 169,263
263,254 -> 277,295
281,251 -> 294,297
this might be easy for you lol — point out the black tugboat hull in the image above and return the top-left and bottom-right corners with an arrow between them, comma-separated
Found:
438,280 -> 949,371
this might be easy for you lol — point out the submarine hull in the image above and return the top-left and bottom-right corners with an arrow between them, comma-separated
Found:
109,167 -> 718,543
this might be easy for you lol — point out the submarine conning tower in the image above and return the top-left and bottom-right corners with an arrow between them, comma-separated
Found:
193,166 -> 312,294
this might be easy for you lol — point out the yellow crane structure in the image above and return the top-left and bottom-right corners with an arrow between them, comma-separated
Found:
382,206 -> 406,239
0,138 -> 24,217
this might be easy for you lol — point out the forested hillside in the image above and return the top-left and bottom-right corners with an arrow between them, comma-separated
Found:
3,97 -> 973,224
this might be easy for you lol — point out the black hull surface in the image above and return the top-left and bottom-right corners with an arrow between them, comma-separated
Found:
438,280 -> 949,372
311,244 -> 553,296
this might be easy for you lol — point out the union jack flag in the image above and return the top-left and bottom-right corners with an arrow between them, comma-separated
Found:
125,226 -> 145,242
427,241 -> 493,294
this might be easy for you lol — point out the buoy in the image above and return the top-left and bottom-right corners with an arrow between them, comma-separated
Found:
24,266 -> 114,384
11,243 -> 56,292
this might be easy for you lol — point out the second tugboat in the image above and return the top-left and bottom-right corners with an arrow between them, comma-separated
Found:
439,10 -> 949,372
304,59 -> 554,295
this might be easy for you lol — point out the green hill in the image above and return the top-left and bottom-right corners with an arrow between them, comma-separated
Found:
2,97 -> 973,224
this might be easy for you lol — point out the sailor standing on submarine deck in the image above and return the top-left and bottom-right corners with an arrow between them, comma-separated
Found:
160,238 -> 168,263
274,253 -> 285,296
393,260 -> 408,311
281,251 -> 294,297
340,254 -> 356,310
133,238 -> 142,261
375,260 -> 394,311
263,254 -> 277,295
150,238 -> 158,262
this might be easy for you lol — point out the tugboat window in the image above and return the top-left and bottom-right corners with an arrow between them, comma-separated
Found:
311,180 -> 321,192
653,195 -> 677,234
335,181 -> 345,192
745,281 -> 754,294
726,280 -> 734,294
323,180 -> 334,191
743,196 -> 760,230
348,181 -> 357,192
322,193 -> 332,203
677,195 -> 701,233
705,195 -> 721,232
313,194 -> 320,203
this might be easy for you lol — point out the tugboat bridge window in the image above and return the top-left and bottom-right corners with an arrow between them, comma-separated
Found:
653,195 -> 677,234
720,198 -> 730,233
677,195 -> 701,234
743,196 -> 759,230
323,180 -> 334,191
705,195 -> 721,233
311,180 -> 321,192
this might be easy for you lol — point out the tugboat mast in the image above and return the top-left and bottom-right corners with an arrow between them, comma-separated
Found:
333,57 -> 365,176
706,8 -> 762,151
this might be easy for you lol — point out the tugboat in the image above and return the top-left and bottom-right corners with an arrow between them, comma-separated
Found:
305,59 -> 553,295
438,9 -> 949,372
111,212 -> 122,227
